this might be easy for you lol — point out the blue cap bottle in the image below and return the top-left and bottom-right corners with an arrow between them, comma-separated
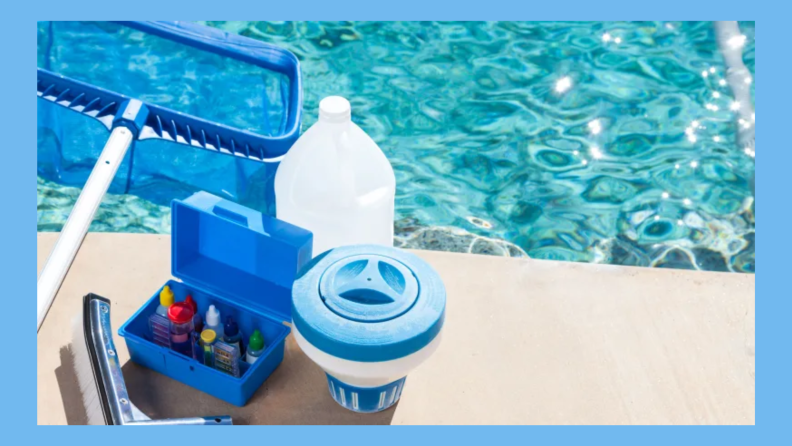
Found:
223,316 -> 244,356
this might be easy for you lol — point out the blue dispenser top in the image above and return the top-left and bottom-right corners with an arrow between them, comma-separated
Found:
292,245 -> 446,362
318,254 -> 420,323
171,191 -> 313,322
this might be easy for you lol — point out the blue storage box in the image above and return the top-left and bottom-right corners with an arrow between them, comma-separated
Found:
119,191 -> 312,406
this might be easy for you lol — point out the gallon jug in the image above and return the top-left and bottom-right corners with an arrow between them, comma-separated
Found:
275,96 -> 396,256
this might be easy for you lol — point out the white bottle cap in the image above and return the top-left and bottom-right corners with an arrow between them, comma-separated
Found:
319,96 -> 351,123
206,305 -> 221,327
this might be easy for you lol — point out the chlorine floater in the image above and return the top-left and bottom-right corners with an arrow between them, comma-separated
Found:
291,245 -> 446,413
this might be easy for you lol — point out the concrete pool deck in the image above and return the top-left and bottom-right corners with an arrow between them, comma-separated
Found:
37,232 -> 755,425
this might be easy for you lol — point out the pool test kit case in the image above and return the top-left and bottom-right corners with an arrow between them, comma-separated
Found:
118,191 -> 313,406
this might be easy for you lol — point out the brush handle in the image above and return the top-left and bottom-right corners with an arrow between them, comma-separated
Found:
84,294 -> 137,424
126,416 -> 234,426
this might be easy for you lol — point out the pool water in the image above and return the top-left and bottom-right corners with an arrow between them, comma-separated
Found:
37,21 -> 755,273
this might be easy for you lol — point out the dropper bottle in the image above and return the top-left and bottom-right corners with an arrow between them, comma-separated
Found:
156,285 -> 175,317
223,316 -> 244,356
205,305 -> 224,339
245,330 -> 265,364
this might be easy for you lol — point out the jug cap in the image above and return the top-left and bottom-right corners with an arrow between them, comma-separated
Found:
319,96 -> 351,123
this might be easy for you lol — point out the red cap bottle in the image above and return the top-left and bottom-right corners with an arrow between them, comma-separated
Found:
168,302 -> 194,325
183,295 -> 203,332
167,302 -> 194,355
184,295 -> 198,313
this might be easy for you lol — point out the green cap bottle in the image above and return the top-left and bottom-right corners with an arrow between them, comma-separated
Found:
245,330 -> 265,364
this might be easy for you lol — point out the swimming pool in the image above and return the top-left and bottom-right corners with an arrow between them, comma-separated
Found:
37,21 -> 755,273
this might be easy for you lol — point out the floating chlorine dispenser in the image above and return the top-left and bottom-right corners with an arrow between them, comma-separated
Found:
291,245 -> 446,413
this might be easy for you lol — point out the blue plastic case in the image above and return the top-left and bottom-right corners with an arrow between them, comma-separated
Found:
119,191 -> 312,406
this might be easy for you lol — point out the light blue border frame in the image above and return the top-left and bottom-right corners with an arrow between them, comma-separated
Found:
12,0 -> 776,440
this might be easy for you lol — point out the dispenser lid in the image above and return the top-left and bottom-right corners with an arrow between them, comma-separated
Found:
292,245 -> 446,362
319,254 -> 420,323
172,192 -> 313,322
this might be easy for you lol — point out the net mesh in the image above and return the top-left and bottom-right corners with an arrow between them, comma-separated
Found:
37,21 -> 292,215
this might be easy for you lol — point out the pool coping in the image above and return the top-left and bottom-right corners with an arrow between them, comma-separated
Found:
37,232 -> 754,425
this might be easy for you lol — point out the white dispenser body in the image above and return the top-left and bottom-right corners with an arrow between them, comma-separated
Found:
292,324 -> 442,388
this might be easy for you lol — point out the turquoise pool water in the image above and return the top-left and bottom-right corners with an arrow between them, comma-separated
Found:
37,21 -> 755,273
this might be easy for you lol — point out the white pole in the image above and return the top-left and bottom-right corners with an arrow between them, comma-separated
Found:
37,126 -> 134,331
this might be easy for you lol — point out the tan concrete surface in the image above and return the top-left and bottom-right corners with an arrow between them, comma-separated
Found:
37,232 -> 755,425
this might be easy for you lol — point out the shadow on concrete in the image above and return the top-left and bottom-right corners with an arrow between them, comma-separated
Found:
54,345 -> 89,425
56,335 -> 396,425
121,336 -> 397,425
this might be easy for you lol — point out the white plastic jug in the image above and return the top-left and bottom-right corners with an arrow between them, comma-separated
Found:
275,96 -> 396,256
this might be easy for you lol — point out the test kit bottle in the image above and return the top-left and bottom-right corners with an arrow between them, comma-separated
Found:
205,305 -> 224,339
184,295 -> 203,332
245,330 -> 265,364
149,283 -> 175,348
156,285 -> 174,316
223,316 -> 244,356
167,302 -> 194,357
200,329 -> 217,367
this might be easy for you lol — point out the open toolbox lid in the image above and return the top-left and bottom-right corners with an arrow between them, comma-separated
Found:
171,191 -> 312,322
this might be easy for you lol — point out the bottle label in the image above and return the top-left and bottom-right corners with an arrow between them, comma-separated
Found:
214,341 -> 241,377
149,314 -> 171,348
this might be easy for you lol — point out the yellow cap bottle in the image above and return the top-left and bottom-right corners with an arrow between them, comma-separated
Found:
200,329 -> 217,367
156,285 -> 175,316
201,329 -> 217,344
